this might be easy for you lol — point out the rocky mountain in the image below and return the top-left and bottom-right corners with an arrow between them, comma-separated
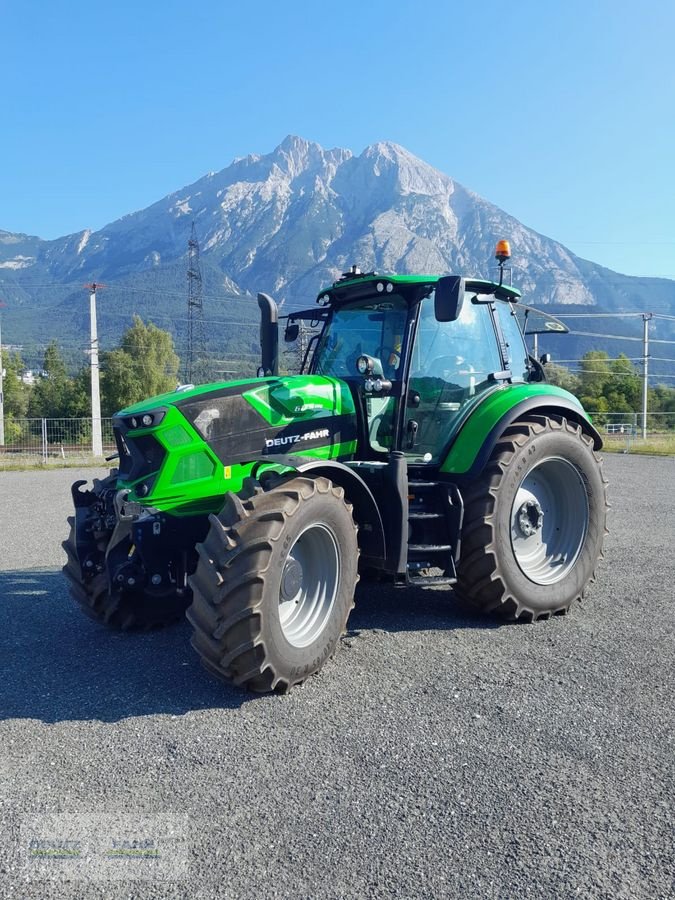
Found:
1,135 -> 673,370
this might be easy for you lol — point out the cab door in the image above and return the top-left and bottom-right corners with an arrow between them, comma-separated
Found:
403,295 -> 502,463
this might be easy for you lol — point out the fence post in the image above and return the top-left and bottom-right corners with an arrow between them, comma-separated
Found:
41,418 -> 48,464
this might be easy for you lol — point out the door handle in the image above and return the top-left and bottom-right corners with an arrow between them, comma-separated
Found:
406,419 -> 418,449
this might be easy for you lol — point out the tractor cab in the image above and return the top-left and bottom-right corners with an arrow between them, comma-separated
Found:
280,265 -> 531,467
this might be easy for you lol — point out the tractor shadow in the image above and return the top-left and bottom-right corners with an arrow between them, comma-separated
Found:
0,568 -> 245,724
349,576 -> 502,636
0,568 -> 501,724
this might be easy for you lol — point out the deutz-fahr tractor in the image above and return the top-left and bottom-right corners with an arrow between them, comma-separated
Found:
63,241 -> 608,693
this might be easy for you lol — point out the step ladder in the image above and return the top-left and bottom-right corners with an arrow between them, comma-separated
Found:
405,480 -> 463,586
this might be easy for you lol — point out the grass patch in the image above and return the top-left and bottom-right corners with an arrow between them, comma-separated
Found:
0,459 -> 111,472
602,435 -> 675,456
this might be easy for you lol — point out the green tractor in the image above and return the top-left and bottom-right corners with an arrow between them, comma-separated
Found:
63,243 -> 608,692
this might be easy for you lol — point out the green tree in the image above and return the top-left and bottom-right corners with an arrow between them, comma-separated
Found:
28,342 -> 87,418
608,354 -> 641,409
543,362 -> 580,395
2,351 -> 30,418
101,316 -> 180,415
652,383 -> 675,415
577,351 -> 612,409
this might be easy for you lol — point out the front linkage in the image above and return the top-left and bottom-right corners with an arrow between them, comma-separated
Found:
63,475 -> 207,629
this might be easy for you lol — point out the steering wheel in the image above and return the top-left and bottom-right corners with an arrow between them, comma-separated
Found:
425,355 -> 463,378
374,345 -> 400,377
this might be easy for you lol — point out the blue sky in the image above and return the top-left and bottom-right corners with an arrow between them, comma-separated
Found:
2,0 -> 674,279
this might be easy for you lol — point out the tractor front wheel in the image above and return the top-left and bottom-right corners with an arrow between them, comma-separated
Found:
187,476 -> 359,692
456,416 -> 608,620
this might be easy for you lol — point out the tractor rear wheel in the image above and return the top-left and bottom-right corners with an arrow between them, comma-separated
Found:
456,416 -> 608,620
187,476 -> 359,693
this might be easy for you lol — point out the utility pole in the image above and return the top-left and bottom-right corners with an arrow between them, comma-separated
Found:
297,321 -> 306,371
185,222 -> 205,383
0,304 -> 5,447
84,283 -> 104,457
641,312 -> 653,440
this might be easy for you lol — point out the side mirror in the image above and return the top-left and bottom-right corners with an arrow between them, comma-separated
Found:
540,353 -> 552,366
434,275 -> 465,322
284,322 -> 300,342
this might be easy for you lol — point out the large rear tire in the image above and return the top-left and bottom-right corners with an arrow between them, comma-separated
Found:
187,476 -> 359,693
456,416 -> 608,620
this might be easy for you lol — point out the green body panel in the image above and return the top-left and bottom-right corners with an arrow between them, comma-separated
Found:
440,384 -> 587,475
115,403 -> 251,514
115,376 -> 357,515
242,376 -> 354,424
118,376 -> 266,415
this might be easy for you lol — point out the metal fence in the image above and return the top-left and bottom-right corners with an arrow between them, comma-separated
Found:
588,411 -> 675,452
588,411 -> 674,430
0,411 -> 673,469
0,418 -> 116,468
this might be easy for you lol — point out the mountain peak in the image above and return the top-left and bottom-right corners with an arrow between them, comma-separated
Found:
277,134 -> 316,154
270,135 -> 326,177
356,139 -> 452,198
364,140 -> 412,159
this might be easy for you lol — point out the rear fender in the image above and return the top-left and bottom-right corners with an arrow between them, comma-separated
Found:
441,394 -> 602,480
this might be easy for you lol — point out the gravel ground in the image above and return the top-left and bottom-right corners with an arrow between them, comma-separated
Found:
0,455 -> 673,899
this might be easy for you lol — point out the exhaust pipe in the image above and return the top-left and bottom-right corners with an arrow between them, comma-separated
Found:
257,292 -> 279,376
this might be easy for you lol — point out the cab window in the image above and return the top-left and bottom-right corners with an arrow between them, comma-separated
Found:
496,302 -> 529,382
312,297 -> 408,379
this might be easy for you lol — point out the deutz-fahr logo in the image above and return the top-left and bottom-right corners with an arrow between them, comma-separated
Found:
265,428 -> 330,449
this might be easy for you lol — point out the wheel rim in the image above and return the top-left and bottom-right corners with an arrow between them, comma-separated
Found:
510,457 -> 589,585
278,523 -> 340,648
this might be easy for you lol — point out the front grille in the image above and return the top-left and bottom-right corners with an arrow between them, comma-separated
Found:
113,425 -> 166,483
114,426 -> 133,477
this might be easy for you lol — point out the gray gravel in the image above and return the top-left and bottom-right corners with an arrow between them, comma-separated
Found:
0,455 -> 673,899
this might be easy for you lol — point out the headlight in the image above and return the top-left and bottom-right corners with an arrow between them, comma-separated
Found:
356,355 -> 373,375
125,409 -> 166,430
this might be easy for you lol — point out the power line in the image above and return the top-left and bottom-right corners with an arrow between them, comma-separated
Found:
553,357 -> 641,363
0,280 -> 254,305
553,356 -> 675,364
567,330 -> 675,345
562,241 -> 675,245
556,312 -> 649,318
99,311 -> 253,326
2,267 -> 674,291
566,370 -> 675,380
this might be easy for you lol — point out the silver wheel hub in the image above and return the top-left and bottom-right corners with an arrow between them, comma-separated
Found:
510,457 -> 589,586
278,524 -> 340,648
517,499 -> 544,537
281,558 -> 303,601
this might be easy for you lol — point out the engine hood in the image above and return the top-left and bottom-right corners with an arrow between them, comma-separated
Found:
116,375 -> 358,470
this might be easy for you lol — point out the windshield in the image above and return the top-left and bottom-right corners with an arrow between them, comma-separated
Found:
312,296 -> 409,378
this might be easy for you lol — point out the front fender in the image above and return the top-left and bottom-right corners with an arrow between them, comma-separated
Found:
254,456 -> 386,562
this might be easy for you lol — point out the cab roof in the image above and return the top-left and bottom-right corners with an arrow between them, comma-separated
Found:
318,272 -> 522,305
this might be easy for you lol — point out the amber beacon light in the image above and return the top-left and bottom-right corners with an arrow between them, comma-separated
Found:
495,240 -> 511,263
